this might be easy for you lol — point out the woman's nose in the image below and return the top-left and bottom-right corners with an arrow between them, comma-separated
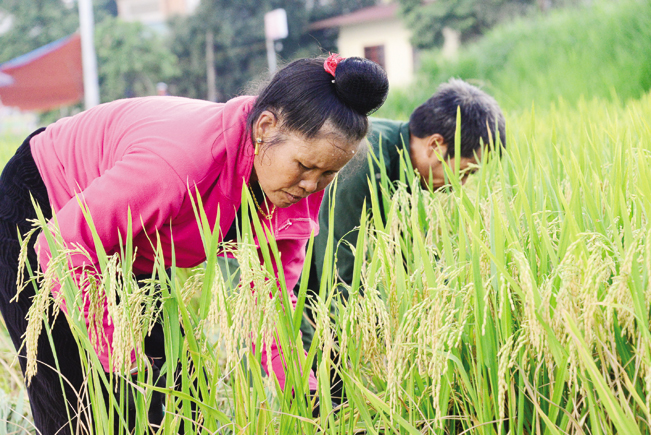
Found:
298,176 -> 319,193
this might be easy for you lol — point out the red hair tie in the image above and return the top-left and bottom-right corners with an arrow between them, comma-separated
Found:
324,53 -> 345,78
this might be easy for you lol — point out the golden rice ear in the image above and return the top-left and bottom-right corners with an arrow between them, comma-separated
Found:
14,225 -> 39,300
23,275 -> 52,383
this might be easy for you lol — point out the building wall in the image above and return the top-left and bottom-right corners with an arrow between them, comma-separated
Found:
337,18 -> 413,87
163,0 -> 199,16
117,0 -> 199,26
116,0 -> 164,24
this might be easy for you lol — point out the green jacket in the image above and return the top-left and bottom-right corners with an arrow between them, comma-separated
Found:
311,118 -> 411,294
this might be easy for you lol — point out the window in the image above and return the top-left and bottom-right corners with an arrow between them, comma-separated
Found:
364,45 -> 386,70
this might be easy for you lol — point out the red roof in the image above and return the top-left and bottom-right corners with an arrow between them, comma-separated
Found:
308,3 -> 400,31
0,33 -> 84,111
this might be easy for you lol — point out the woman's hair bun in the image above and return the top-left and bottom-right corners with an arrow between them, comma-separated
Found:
333,57 -> 389,116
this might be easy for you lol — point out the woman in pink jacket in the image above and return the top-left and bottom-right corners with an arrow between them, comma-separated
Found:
0,55 -> 388,434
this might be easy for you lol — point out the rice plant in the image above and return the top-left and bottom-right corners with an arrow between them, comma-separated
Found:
0,321 -> 33,435
4,90 -> 651,434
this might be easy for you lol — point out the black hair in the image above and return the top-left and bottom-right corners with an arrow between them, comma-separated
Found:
409,79 -> 506,159
247,57 -> 389,143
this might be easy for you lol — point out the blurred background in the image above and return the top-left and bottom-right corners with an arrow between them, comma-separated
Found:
0,0 -> 649,136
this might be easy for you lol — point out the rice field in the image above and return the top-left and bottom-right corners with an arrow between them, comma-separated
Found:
2,91 -> 651,434
0,133 -> 34,433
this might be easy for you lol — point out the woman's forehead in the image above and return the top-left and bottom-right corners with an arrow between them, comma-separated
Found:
293,133 -> 359,169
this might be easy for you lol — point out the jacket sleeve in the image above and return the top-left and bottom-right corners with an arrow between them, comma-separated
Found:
36,148 -> 186,372
314,162 -> 373,293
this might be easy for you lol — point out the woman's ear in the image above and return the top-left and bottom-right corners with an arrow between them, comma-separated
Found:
426,133 -> 448,161
254,110 -> 279,139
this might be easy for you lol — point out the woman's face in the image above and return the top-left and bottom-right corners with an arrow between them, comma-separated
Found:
252,111 -> 360,208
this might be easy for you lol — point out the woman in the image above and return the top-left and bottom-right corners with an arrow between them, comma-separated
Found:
0,55 -> 388,434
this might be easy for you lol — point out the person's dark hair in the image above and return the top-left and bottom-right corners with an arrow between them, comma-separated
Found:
409,79 -> 506,158
247,56 -> 389,143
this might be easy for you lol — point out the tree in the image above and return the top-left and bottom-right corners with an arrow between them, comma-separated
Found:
169,0 -> 311,102
96,0 -> 118,18
95,17 -> 180,102
0,0 -> 79,64
309,0 -> 377,20
169,0 -> 378,101
399,0 -> 587,49
399,0 -> 537,49
0,0 -> 176,125
0,0 -> 119,68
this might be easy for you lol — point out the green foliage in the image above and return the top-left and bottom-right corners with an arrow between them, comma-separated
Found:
381,0 -> 651,118
169,0 -> 312,101
399,0 -> 536,49
0,384 -> 29,434
309,0 -> 377,21
0,0 -> 176,124
0,134 -> 20,168
0,313 -> 30,434
0,0 -> 78,65
166,16 -> 209,101
96,0 -> 118,19
37,15 -> 180,122
0,0 -> 118,65
95,17 -> 180,102
168,0 -> 377,101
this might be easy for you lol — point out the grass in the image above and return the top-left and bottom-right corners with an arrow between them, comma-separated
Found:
0,89 -> 647,434
0,134 -> 21,168
0,318 -> 32,434
377,0 -> 651,119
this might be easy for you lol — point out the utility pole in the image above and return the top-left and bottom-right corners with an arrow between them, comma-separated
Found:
264,9 -> 288,77
206,29 -> 217,102
78,0 -> 100,109
265,38 -> 277,76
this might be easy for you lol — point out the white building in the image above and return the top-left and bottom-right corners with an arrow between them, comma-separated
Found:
309,2 -> 415,88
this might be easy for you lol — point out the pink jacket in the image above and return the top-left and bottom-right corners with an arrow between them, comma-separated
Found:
30,95 -> 320,389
